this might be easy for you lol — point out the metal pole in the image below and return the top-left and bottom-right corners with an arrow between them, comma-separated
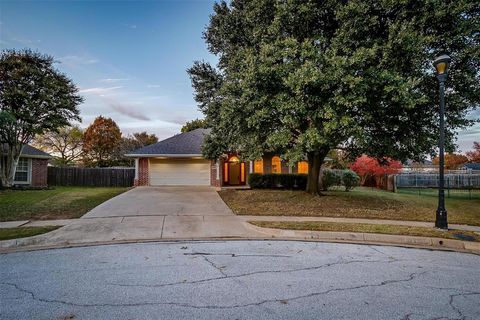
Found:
435,78 -> 448,229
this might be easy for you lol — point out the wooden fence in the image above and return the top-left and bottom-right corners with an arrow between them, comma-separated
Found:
48,167 -> 135,187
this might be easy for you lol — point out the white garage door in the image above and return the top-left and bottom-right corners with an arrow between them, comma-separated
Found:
149,159 -> 211,186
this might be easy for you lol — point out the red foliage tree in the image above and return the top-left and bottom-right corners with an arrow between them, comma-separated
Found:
466,142 -> 480,163
349,155 -> 403,185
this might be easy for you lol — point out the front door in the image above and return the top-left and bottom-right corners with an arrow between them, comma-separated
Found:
228,162 -> 240,185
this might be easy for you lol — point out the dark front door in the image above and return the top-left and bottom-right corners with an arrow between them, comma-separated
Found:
228,162 -> 240,185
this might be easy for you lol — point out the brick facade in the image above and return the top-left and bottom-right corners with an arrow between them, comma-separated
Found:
31,158 -> 49,187
134,158 -> 149,186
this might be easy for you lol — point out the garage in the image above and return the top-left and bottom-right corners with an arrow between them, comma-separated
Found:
149,158 -> 210,186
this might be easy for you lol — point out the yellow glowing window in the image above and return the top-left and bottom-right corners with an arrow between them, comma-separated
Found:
240,163 -> 245,182
254,159 -> 263,173
271,156 -> 281,174
297,161 -> 308,174
223,163 -> 228,182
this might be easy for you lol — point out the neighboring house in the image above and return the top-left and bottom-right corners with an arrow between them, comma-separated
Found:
126,128 -> 310,187
463,163 -> 480,172
1,145 -> 52,187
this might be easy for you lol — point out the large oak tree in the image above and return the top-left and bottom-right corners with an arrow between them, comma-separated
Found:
189,0 -> 479,194
0,50 -> 82,187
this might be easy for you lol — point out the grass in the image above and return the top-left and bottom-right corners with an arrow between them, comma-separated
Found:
0,186 -> 129,221
219,187 -> 480,226
249,221 -> 480,242
0,226 -> 60,241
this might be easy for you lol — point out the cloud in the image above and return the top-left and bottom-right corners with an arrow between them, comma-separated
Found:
58,55 -> 99,66
108,102 -> 150,121
123,23 -> 137,29
11,37 -> 41,45
99,78 -> 130,83
79,86 -> 123,94
147,84 -> 161,88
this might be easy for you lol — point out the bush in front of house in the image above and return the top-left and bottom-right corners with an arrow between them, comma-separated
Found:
249,170 -> 359,191
248,173 -> 307,190
322,169 -> 342,190
341,169 -> 360,191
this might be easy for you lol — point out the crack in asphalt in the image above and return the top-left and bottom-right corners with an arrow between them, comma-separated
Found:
1,271 -> 429,310
104,258 -> 388,289
448,292 -> 480,320
184,252 -> 292,257
199,254 -> 228,277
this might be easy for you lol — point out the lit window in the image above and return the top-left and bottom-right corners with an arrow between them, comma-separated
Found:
271,156 -> 281,174
14,158 -> 29,182
297,161 -> 308,174
254,159 -> 263,173
240,163 -> 245,182
223,163 -> 228,182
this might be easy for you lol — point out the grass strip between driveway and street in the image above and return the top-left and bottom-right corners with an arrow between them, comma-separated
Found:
219,188 -> 480,226
0,186 -> 129,221
0,226 -> 60,241
249,221 -> 480,242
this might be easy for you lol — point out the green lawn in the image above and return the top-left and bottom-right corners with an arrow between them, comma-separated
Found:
219,187 -> 480,226
0,226 -> 60,241
0,187 -> 129,221
249,221 -> 480,242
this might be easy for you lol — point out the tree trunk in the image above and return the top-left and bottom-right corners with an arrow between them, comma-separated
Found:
0,144 -> 23,188
306,150 -> 328,195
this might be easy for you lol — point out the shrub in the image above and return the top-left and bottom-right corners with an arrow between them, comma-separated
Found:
248,173 -> 265,188
248,173 -> 307,190
322,169 -> 342,190
342,170 -> 360,191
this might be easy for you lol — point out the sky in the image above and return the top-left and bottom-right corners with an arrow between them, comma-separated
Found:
0,0 -> 478,152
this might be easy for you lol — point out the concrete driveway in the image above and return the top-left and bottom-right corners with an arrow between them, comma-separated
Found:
83,186 -> 233,218
0,187 -> 262,250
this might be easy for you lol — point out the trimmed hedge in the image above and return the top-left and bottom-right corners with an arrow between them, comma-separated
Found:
249,170 -> 360,191
248,173 -> 307,190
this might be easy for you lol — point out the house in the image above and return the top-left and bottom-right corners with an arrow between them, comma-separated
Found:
1,145 -> 52,187
126,128 -> 310,187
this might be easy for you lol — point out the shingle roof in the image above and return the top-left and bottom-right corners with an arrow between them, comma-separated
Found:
1,144 -> 51,158
127,128 -> 211,156
464,163 -> 480,170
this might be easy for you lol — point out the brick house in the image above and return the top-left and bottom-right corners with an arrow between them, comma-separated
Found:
126,128 -> 309,187
1,145 -> 52,187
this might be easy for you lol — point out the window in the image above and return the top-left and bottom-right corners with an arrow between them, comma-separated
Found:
254,159 -> 263,173
14,158 -> 29,182
271,156 -> 281,174
240,163 -> 245,182
297,161 -> 308,174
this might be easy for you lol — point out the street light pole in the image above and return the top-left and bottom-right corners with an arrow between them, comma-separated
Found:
433,54 -> 451,230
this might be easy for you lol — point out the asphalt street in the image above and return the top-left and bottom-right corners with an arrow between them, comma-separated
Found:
1,240 -> 479,320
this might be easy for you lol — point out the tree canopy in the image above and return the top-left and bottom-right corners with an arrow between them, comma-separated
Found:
189,0 -> 479,194
466,142 -> 480,163
82,116 -> 122,167
181,118 -> 209,133
0,49 -> 82,186
34,125 -> 84,166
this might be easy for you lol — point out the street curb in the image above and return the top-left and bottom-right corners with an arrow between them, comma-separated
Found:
244,222 -> 480,254
1,229 -> 479,255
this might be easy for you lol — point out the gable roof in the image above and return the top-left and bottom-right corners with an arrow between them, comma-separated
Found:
126,128 -> 211,157
1,144 -> 52,159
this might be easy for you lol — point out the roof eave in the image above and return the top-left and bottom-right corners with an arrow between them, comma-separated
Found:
125,154 -> 204,158
20,155 -> 52,159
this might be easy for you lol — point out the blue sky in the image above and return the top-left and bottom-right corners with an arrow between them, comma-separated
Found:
0,0 -> 216,139
0,0 -> 478,152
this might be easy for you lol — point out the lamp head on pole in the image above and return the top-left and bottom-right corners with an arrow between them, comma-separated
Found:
433,54 -> 451,79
